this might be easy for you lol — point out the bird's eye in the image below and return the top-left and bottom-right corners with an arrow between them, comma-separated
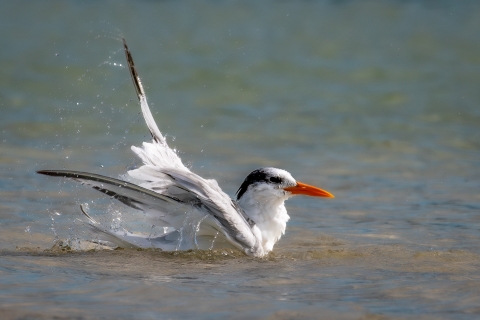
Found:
269,177 -> 281,183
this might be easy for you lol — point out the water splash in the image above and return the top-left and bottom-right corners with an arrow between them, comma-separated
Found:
49,211 -> 60,243
148,225 -> 157,247
209,231 -> 220,251
109,209 -> 123,232
193,215 -> 208,250
67,220 -> 81,250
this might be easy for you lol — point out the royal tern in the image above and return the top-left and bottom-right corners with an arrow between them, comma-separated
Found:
37,39 -> 334,257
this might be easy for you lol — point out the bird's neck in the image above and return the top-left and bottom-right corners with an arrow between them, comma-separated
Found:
238,189 -> 290,253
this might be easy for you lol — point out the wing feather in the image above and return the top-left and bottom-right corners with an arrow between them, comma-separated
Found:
124,38 -> 164,145
160,169 -> 261,251
36,39 -> 265,257
37,169 -> 263,255
121,38 -> 262,254
37,169 -> 180,207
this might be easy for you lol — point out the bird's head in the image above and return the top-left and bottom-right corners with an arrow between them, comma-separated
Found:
236,167 -> 334,201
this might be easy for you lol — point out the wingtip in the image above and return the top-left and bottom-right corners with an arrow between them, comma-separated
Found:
124,38 -> 146,100
37,170 -> 63,176
122,38 -> 165,145
36,170 -> 80,178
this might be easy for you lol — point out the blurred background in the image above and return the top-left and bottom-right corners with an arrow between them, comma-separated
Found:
1,1 -> 480,319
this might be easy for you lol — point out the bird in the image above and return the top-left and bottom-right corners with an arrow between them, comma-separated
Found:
37,39 -> 334,258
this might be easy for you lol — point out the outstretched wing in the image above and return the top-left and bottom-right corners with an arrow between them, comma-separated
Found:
123,39 -> 164,145
37,170 -> 181,211
37,39 -> 264,256
37,169 -> 262,255
120,38 -> 262,255
123,38 -> 187,171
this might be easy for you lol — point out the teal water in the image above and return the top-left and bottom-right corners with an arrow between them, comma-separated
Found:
1,1 -> 480,319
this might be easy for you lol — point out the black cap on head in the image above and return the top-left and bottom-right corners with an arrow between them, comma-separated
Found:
236,168 -> 283,200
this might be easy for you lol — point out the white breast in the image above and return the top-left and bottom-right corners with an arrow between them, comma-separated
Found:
237,184 -> 291,253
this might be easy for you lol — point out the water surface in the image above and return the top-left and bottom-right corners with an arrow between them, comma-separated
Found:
1,1 -> 480,319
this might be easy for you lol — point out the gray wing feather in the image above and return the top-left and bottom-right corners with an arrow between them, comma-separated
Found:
37,169 -> 260,253
160,169 -> 259,250
37,170 -> 180,207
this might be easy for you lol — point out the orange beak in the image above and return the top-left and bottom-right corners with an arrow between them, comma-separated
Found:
284,181 -> 335,198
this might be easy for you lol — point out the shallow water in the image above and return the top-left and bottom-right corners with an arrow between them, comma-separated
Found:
1,1 -> 480,319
